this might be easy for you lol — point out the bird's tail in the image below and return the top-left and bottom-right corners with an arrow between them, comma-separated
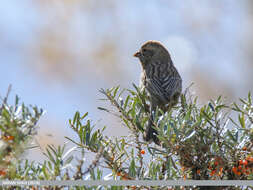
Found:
144,119 -> 160,145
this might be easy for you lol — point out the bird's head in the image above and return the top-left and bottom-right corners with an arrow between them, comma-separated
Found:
134,41 -> 171,65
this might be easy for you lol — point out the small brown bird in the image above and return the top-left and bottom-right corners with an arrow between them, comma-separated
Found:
134,41 -> 182,144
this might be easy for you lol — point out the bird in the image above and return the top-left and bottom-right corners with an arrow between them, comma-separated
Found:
134,40 -> 182,145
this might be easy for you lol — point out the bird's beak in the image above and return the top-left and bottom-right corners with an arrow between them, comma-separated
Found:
133,51 -> 141,58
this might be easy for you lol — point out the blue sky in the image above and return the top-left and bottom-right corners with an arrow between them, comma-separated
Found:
0,0 -> 252,160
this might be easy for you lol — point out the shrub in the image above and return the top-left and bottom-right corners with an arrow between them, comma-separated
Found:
0,85 -> 252,190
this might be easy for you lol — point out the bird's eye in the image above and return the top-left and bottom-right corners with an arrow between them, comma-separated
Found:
142,49 -> 153,57
142,49 -> 147,55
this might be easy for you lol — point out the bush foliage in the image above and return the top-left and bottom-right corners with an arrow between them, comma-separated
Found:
0,85 -> 252,190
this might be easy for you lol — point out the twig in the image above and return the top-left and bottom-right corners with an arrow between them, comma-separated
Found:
100,88 -> 144,170
82,146 -> 103,176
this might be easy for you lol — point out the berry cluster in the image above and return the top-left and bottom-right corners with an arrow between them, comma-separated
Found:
232,156 -> 253,176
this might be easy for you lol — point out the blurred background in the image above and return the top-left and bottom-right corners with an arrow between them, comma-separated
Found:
0,0 -> 253,161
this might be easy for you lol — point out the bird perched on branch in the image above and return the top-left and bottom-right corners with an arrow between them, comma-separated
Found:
134,41 -> 182,145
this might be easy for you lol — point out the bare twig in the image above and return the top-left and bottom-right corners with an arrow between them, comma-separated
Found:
82,146 -> 103,176
100,88 -> 144,170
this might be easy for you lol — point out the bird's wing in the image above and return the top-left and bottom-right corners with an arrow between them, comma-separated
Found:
146,74 -> 182,104
161,76 -> 182,98
146,77 -> 169,103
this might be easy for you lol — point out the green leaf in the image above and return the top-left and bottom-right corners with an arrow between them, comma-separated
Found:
81,112 -> 88,119
208,102 -> 215,112
183,129 -> 196,141
232,103 -> 241,112
45,148 -> 55,164
201,110 -> 214,126
14,95 -> 19,111
2,109 -> 10,121
248,92 -> 252,104
65,137 -> 83,148
124,95 -> 130,110
122,118 -> 130,128
227,130 -> 237,143
114,153 -> 125,162
184,109 -> 192,121
90,131 -> 98,145
239,98 -> 248,105
229,117 -> 240,128
130,98 -> 137,118
148,147 -> 166,154
170,122 -> 179,137
117,89 -> 125,100
48,145 -> 57,157
97,107 -> 110,112
64,155 -> 74,166
235,130 -> 238,141
86,130 -> 91,145
42,165 -> 49,179
216,96 -> 222,104
73,111 -> 80,125
113,86 -> 120,98
238,113 -> 245,128
215,104 -> 227,112
129,159 -> 136,177
127,89 -> 136,96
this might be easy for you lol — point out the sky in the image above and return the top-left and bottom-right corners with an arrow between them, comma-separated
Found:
0,0 -> 252,161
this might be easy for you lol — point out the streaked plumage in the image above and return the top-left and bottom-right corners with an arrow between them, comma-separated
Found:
134,41 -> 182,144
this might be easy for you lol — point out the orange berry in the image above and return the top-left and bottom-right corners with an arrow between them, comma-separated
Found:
246,156 -> 253,162
214,161 -> 219,166
210,170 -> 216,176
121,174 -> 130,180
242,146 -> 247,151
3,135 -> 14,141
122,176 -> 129,180
140,150 -> 145,155
215,157 -> 221,161
238,165 -> 242,170
218,170 -> 223,176
237,171 -> 241,176
0,170 -> 6,176
197,169 -> 201,174
242,160 -> 248,165
116,172 -> 121,176
232,167 -> 237,174
239,160 -> 243,165
244,167 -> 251,174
